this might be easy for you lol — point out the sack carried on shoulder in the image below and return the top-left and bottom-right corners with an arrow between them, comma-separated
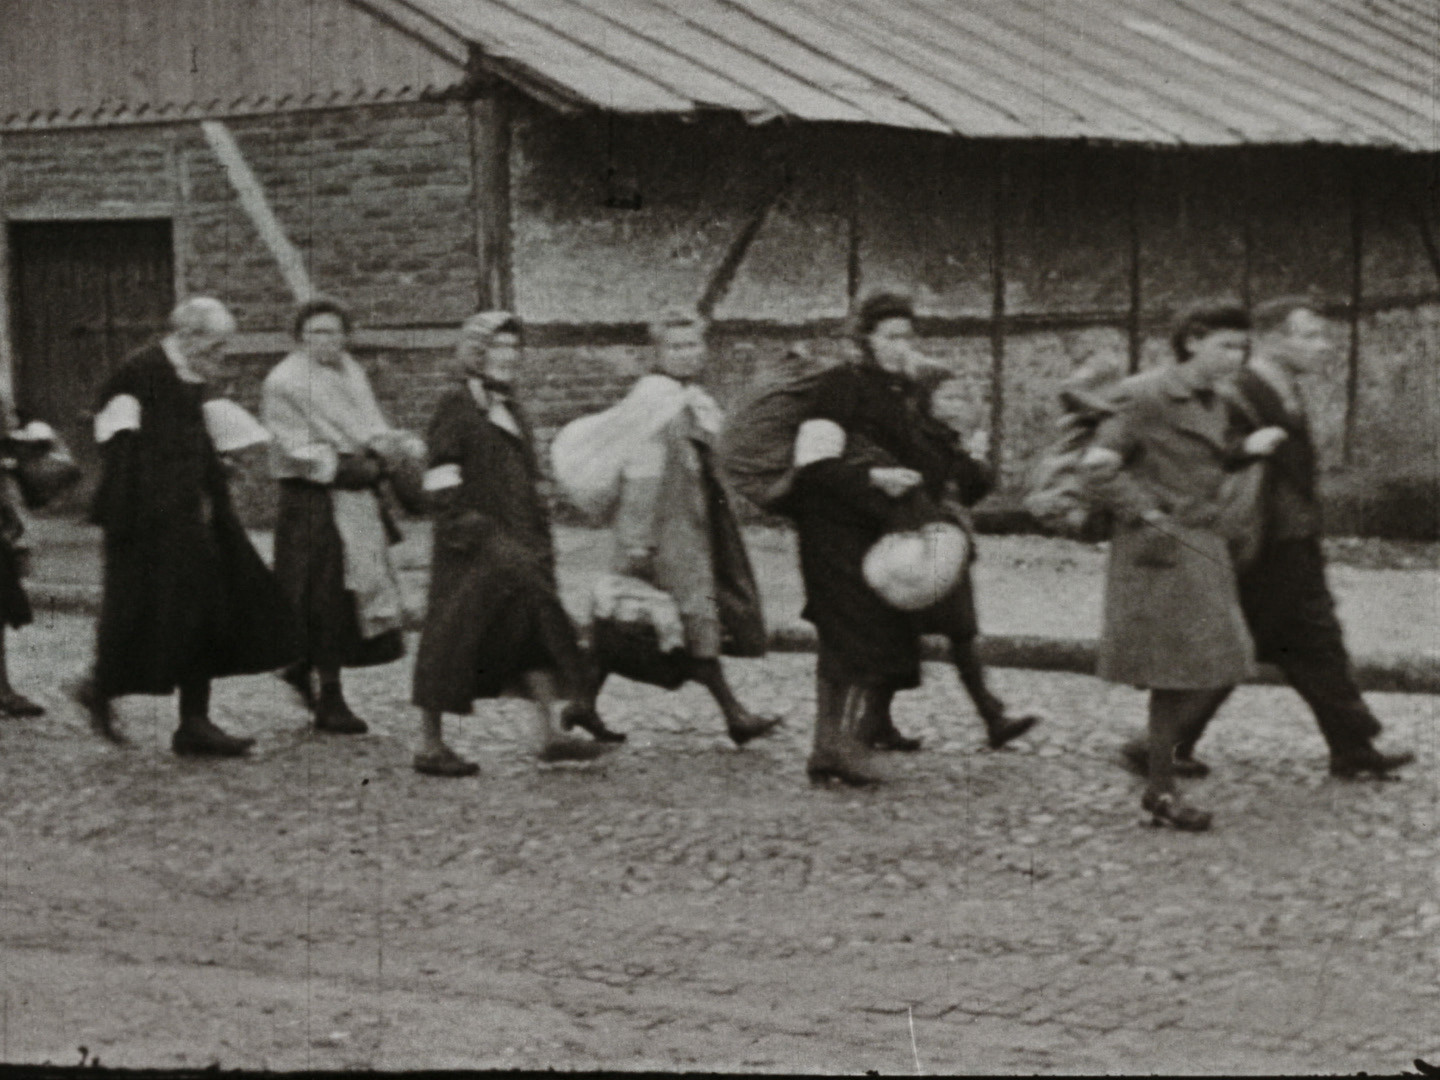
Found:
552,375 -> 695,522
714,353 -> 828,512
1023,355 -> 1126,536
7,422 -> 82,509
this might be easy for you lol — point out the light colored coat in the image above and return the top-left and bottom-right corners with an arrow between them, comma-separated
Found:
609,379 -> 765,660
1086,365 -> 1254,689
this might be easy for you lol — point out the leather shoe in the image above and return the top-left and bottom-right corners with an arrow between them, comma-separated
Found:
1121,737 -> 1211,779
0,689 -> 44,717
315,696 -> 368,735
985,711 -> 1041,750
173,717 -> 254,758
1329,746 -> 1414,779
414,748 -> 480,777
1141,789 -> 1212,832
868,726 -> 923,752
560,703 -> 627,744
726,712 -> 783,747
806,757 -> 883,787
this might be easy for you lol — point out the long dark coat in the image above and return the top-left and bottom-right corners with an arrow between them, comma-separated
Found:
411,383 -> 589,714
89,346 -> 297,696
782,362 -> 992,690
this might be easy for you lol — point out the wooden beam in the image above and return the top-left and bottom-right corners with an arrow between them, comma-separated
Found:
698,164 -> 789,319
4,202 -> 175,221
199,120 -> 314,304
468,88 -> 513,312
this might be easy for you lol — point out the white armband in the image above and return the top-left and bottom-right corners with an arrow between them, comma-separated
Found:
793,419 -> 846,467
422,463 -> 462,492
94,395 -> 141,444
282,443 -> 340,485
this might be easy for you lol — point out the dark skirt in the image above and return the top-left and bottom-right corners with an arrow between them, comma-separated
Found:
96,509 -> 297,696
412,533 -> 590,715
272,481 -> 405,670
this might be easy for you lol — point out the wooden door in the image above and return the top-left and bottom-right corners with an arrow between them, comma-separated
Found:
8,220 -> 175,498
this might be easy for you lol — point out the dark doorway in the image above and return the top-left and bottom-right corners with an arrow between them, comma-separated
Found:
8,219 -> 175,505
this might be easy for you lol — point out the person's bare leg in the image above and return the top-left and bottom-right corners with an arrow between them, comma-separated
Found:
689,657 -> 782,746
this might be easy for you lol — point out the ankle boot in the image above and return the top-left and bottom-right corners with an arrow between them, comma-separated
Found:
807,680 -> 883,787
173,714 -> 254,757
315,682 -> 368,734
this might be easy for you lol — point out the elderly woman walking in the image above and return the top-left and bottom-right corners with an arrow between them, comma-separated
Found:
410,312 -> 611,774
262,298 -> 421,734
780,293 -> 1038,786
1081,305 -> 1286,831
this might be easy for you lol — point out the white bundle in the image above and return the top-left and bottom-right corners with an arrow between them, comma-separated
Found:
551,375 -> 717,522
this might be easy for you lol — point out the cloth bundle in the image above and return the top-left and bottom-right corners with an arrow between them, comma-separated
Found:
551,374 -> 723,522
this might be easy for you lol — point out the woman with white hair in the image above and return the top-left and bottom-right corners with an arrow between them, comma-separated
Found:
410,312 -> 610,774
76,296 -> 296,754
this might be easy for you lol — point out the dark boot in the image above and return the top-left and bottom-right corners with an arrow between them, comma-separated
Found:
173,681 -> 253,757
315,680 -> 368,735
559,702 -> 627,744
807,677 -> 883,787
862,686 -> 922,752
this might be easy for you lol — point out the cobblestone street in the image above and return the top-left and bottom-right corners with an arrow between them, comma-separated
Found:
2,610 -> 1438,1074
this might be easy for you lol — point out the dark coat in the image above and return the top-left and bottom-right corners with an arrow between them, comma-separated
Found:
89,346 -> 296,696
411,384 -> 589,714
1088,365 -> 1253,689
0,477 -> 32,630
272,481 -> 406,670
783,363 -> 992,689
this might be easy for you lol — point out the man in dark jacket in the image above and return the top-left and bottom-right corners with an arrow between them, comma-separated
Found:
73,297 -> 296,755
1124,297 -> 1413,780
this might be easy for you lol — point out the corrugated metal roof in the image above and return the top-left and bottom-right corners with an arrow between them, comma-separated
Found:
405,0 -> 1440,148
